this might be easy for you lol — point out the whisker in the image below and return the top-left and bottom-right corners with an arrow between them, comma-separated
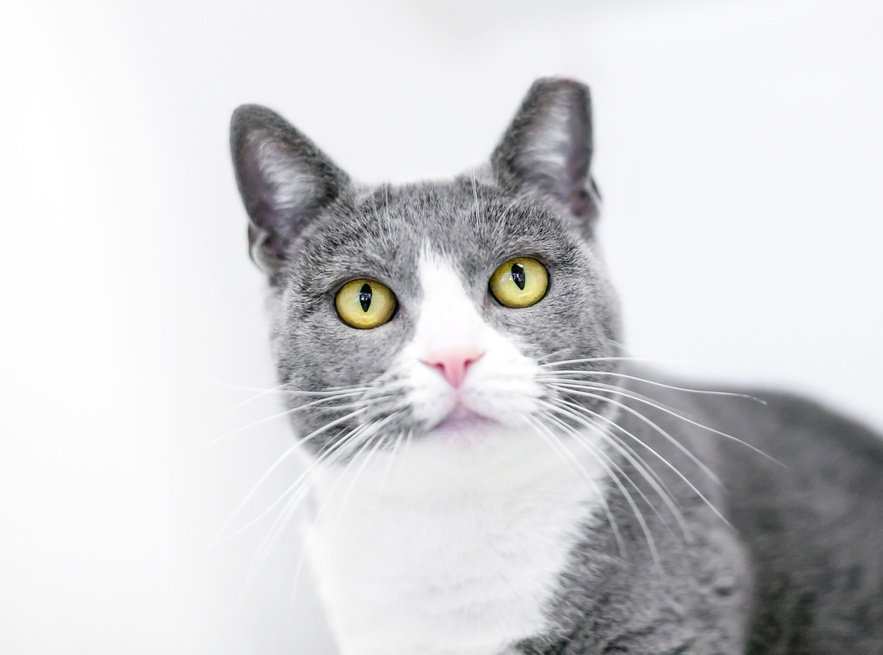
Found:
209,379 -> 285,393
208,390 -> 381,446
556,396 -> 733,532
549,381 -> 780,465
533,408 -> 661,568
378,428 -> 407,498
543,408 -> 664,522
278,387 -> 376,397
404,425 -> 414,455
220,381 -> 292,418
539,356 -> 684,368
535,347 -> 574,363
522,414 -> 626,561
213,407 -> 369,541
331,412 -> 402,531
539,370 -> 766,404
540,377 -> 682,415
542,398 -> 689,540
242,420 -> 378,596
552,396 -> 685,498
286,415 -> 399,603
210,419 -> 371,547
547,383 -> 723,486
211,379 -> 370,396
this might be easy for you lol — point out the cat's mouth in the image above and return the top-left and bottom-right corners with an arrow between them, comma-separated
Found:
428,404 -> 501,438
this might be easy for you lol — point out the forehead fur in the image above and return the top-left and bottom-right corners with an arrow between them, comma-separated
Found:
286,178 -> 586,297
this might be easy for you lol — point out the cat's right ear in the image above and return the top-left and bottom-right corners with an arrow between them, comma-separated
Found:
230,105 -> 349,277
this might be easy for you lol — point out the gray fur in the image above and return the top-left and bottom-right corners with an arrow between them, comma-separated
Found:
515,377 -> 883,654
229,77 -> 883,653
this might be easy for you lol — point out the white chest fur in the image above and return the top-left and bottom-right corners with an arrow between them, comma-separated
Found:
305,429 -> 607,655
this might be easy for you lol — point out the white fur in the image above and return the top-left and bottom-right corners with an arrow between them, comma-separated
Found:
305,250 -> 608,655
400,248 -> 543,429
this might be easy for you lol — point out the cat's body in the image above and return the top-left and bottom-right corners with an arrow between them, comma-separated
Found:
229,79 -> 883,654
525,375 -> 883,655
306,368 -> 883,655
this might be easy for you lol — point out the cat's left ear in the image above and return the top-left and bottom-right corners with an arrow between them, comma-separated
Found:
230,105 -> 350,278
491,78 -> 601,234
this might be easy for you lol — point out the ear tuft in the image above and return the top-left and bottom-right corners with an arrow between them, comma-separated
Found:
230,105 -> 349,277
492,78 -> 600,231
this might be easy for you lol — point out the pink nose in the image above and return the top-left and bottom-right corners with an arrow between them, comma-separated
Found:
421,349 -> 484,388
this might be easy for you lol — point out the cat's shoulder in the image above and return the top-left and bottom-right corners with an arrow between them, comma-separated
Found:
701,382 -> 883,472
621,365 -> 883,486
749,389 -> 883,464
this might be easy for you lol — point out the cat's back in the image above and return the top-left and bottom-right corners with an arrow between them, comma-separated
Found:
631,371 -> 883,653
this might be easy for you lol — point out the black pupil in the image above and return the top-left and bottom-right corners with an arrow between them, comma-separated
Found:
511,263 -> 526,290
358,284 -> 373,312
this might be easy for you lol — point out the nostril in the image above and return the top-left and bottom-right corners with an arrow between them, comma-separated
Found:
463,353 -> 483,370
463,353 -> 484,375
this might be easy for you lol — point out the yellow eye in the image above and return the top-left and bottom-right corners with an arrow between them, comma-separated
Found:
489,257 -> 549,308
335,279 -> 397,329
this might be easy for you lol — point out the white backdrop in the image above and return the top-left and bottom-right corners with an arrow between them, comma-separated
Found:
2,0 -> 881,653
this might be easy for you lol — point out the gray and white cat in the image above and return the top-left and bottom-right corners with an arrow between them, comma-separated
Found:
229,78 -> 883,654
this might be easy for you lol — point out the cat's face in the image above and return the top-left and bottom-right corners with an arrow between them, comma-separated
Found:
231,78 -> 620,455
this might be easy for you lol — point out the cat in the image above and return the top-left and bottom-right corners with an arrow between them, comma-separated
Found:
229,78 -> 883,654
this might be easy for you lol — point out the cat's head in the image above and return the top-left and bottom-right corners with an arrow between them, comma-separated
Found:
230,78 -> 621,455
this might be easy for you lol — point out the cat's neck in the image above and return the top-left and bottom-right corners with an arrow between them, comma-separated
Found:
304,426 -> 611,655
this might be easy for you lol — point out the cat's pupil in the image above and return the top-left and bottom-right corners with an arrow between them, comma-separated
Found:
358,284 -> 373,312
511,263 -> 526,291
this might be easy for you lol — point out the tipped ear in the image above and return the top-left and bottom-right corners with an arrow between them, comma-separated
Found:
230,105 -> 349,276
491,78 -> 600,231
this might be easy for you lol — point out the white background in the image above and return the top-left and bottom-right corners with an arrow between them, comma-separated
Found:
2,0 -> 881,652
